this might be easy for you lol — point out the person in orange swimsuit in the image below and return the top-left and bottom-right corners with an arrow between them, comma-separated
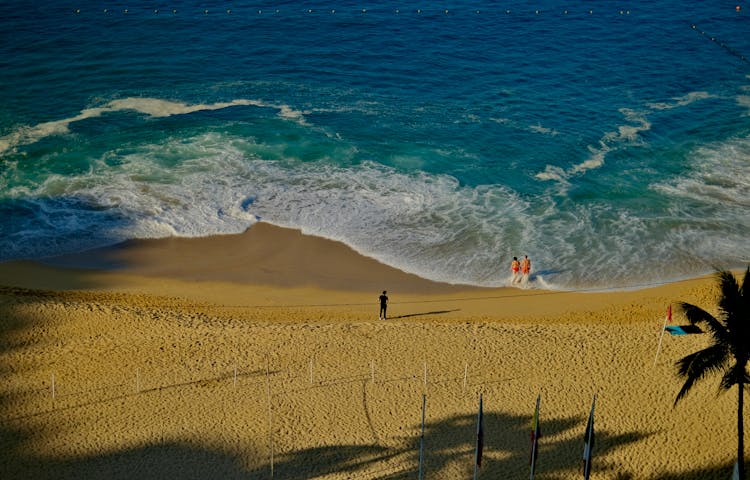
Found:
511,257 -> 520,284
520,255 -> 531,284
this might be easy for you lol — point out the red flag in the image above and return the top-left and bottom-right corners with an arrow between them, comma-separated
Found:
667,305 -> 672,323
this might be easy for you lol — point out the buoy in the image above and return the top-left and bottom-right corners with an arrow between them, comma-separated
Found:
154,9 -> 158,14
123,9 -> 128,14
395,9 -> 400,14
75,9 -> 80,14
204,9 -> 208,14
535,10 -> 540,14
564,10 -> 568,14
172,9 -> 177,14
417,9 -> 421,14
103,8 -> 108,13
445,9 -> 449,14
226,9 -> 231,14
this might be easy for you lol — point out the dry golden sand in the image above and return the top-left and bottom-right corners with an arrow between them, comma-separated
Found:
0,223 -> 741,479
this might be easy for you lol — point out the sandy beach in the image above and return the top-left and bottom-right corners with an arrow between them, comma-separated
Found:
0,223 -> 741,479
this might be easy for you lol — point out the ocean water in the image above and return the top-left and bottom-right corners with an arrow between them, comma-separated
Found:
1,1 -> 748,290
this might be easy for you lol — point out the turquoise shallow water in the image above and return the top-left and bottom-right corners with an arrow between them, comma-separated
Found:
1,2 -> 749,289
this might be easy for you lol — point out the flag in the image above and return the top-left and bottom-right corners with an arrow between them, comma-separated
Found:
667,305 -> 672,323
582,395 -> 596,480
530,394 -> 541,479
474,394 -> 484,475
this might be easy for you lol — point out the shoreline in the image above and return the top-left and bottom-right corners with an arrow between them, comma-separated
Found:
0,222 -> 723,325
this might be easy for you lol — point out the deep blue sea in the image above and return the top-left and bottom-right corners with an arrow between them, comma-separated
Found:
1,1 -> 748,289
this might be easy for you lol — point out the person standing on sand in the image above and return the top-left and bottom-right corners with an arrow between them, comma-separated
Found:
379,290 -> 389,320
520,255 -> 531,284
511,257 -> 520,284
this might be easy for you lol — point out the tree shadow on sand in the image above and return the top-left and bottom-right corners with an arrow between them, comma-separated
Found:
0,289 -> 740,479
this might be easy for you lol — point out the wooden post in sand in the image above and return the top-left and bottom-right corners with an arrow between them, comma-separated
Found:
423,361 -> 428,387
463,363 -> 468,391
309,358 -> 314,385
51,373 -> 56,399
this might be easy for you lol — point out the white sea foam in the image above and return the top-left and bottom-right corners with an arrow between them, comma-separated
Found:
0,97 -> 308,156
4,131 -> 536,285
738,95 -> 750,115
528,124 -> 559,136
4,125 -> 748,289
646,91 -> 715,110
536,108 -> 650,183
650,135 -> 750,271
653,135 -> 750,208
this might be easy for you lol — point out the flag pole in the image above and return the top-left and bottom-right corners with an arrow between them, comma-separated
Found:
418,394 -> 426,480
653,306 -> 671,366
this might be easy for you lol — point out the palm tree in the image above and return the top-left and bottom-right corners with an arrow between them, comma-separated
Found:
674,267 -> 750,479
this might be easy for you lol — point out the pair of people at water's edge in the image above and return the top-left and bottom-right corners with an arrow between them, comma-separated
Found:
511,255 -> 531,284
379,290 -> 388,320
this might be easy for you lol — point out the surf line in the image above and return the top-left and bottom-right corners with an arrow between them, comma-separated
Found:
691,24 -> 750,67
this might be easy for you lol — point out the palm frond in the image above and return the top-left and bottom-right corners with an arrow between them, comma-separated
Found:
679,301 -> 728,341
674,344 -> 730,406
717,270 -> 741,323
719,361 -> 750,391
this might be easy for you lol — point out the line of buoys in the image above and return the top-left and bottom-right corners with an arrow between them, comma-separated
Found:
68,6 -> 745,16
692,24 -> 750,66
71,8 -> 638,16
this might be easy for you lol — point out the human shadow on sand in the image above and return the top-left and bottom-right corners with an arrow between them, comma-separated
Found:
389,309 -> 460,319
